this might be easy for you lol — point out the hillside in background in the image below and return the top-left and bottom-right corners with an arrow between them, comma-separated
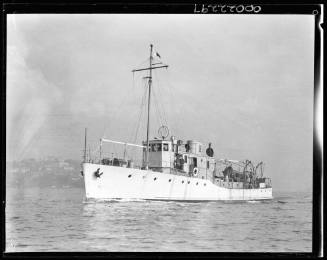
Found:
6,157 -> 84,188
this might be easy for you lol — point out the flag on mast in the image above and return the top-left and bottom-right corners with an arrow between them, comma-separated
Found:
152,47 -> 161,59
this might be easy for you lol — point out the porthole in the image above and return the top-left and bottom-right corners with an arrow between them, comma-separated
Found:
128,174 -> 132,178
204,183 -> 206,186
154,177 -> 157,181
188,181 -> 190,184
169,179 -> 172,182
196,182 -> 198,185
182,180 -> 184,184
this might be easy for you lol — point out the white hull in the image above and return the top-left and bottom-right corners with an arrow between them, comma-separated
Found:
83,163 -> 273,201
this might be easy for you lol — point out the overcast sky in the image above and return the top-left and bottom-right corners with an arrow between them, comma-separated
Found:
6,14 -> 314,191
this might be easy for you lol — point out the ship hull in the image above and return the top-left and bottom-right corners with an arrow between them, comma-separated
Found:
83,163 -> 273,201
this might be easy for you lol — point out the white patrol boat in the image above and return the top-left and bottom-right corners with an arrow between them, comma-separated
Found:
81,44 -> 273,201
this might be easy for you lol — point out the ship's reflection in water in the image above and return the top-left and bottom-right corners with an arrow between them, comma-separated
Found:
6,187 -> 312,252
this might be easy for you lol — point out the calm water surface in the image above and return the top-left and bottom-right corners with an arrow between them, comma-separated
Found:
6,186 -> 312,252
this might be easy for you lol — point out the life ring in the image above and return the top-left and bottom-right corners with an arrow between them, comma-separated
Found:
193,167 -> 198,176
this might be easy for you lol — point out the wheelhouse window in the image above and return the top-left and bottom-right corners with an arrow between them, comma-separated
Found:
184,155 -> 188,163
163,143 -> 169,151
193,157 -> 197,167
151,143 -> 162,152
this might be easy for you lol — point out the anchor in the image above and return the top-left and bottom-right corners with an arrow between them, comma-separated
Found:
94,168 -> 103,178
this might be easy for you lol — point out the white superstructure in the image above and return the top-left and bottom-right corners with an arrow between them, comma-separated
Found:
82,136 -> 273,201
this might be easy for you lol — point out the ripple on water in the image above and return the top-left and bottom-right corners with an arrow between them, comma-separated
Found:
6,188 -> 312,252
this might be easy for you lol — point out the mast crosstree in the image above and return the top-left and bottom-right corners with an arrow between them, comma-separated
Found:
132,44 -> 168,169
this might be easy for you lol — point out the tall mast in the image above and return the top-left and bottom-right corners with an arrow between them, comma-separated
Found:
145,44 -> 153,169
132,44 -> 168,169
83,128 -> 87,162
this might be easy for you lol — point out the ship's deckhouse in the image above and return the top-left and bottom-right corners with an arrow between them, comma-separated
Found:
143,138 -> 216,179
143,140 -> 175,170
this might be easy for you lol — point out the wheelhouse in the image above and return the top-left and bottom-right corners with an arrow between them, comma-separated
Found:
142,138 -> 216,179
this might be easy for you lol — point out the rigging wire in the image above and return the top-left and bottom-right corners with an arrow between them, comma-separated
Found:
159,86 -> 169,128
161,69 -> 181,136
135,57 -> 150,70
153,70 -> 169,127
152,87 -> 164,129
100,56 -> 167,163
132,79 -> 148,145
102,57 -> 150,140
120,77 -> 148,161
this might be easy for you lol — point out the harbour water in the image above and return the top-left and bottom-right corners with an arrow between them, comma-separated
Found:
5,186 -> 312,252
